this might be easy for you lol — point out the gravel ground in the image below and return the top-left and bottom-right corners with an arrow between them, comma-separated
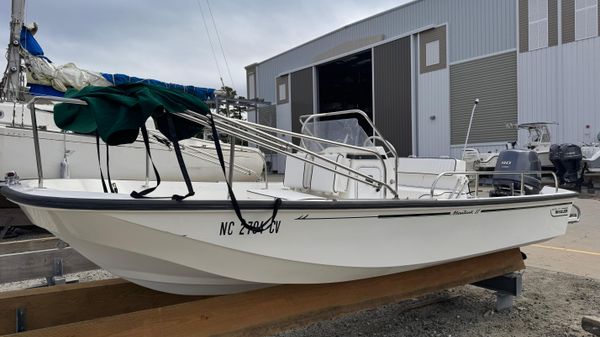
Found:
272,267 -> 600,337
0,269 -> 115,292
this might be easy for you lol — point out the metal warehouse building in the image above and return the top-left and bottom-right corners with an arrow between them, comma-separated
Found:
245,0 -> 600,172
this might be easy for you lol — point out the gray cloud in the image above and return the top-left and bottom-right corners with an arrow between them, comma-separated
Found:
1,0 -> 408,96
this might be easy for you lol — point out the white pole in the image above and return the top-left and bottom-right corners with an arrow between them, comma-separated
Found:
462,98 -> 479,159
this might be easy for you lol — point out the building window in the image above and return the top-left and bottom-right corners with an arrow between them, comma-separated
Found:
425,40 -> 440,66
278,83 -> 287,101
247,73 -> 256,99
575,0 -> 598,40
528,0 -> 549,50
276,75 -> 289,104
419,25 -> 446,74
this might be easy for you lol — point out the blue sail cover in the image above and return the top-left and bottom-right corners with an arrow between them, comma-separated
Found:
20,27 -> 45,57
101,73 -> 215,101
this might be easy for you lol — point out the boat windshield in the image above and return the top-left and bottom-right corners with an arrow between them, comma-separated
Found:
522,125 -> 551,144
301,117 -> 374,152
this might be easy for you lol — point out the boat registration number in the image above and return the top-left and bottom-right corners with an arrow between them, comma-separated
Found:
219,220 -> 282,236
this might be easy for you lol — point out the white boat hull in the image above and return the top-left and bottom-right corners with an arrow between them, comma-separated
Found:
6,182 -> 575,295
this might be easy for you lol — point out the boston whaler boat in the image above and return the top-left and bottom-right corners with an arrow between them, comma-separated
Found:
1,89 -> 581,295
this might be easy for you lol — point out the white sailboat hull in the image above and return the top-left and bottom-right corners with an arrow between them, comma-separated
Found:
0,127 -> 263,182
5,181 -> 575,295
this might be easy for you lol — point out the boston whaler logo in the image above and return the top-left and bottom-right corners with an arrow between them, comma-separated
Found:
450,209 -> 481,216
550,206 -> 569,217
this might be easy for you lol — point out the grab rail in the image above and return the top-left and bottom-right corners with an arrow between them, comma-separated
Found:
27,96 -> 88,188
429,170 -> 560,198
233,118 -> 391,194
179,110 -> 399,198
145,129 -> 263,179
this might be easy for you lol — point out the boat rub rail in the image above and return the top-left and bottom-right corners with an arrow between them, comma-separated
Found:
0,186 -> 576,211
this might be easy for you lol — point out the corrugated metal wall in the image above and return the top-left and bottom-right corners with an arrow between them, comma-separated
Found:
519,0 -> 529,52
518,36 -> 600,144
450,51 -> 518,145
418,68 -> 450,156
373,37 -> 412,156
255,0 -> 516,103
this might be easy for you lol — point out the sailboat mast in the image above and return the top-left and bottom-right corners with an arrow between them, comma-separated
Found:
1,0 -> 26,101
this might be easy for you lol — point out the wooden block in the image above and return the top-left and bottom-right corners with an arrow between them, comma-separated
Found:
2,248 -> 525,337
0,279 -> 204,335
0,237 -> 60,255
583,316 -> 600,336
0,247 -> 98,283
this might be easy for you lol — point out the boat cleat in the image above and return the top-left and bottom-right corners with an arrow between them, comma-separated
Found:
4,171 -> 20,185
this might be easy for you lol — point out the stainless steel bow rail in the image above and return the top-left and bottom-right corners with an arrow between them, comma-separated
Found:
178,109 -> 400,198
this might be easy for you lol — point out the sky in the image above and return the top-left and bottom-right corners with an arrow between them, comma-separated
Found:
0,0 -> 410,97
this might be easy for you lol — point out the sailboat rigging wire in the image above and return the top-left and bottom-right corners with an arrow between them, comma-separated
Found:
206,0 -> 235,89
196,0 -> 225,88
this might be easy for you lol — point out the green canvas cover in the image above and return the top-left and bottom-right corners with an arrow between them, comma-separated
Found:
54,83 -> 210,145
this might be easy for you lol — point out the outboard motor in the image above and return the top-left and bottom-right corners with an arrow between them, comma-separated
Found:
559,143 -> 583,188
549,144 -> 565,183
490,150 -> 541,197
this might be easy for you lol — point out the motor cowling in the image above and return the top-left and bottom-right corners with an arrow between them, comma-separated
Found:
549,144 -> 564,183
558,143 -> 582,186
490,150 -> 541,196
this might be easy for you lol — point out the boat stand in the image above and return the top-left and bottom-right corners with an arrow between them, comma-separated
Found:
0,249 -> 525,337
0,238 -> 97,285
472,272 -> 522,311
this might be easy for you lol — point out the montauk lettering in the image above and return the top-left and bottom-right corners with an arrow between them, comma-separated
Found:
219,220 -> 282,236
450,209 -> 481,216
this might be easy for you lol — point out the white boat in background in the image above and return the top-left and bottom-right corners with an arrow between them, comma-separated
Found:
462,147 -> 503,171
2,101 -> 580,295
463,122 -> 557,172
581,132 -> 600,173
0,101 -> 265,182
518,122 -> 557,169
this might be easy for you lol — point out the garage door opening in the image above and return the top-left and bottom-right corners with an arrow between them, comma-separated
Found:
317,50 -> 373,130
